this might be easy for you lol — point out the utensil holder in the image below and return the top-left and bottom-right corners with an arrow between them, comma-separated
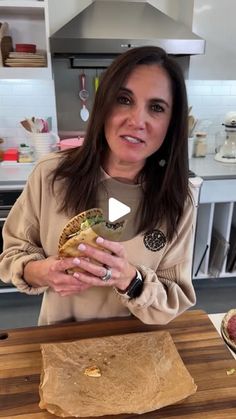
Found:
29,132 -> 59,160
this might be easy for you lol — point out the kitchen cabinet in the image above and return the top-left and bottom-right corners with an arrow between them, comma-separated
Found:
190,155 -> 236,279
190,0 -> 236,79
0,0 -> 52,79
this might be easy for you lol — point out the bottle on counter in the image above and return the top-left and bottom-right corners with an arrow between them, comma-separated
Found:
18,143 -> 34,163
194,132 -> 208,157
0,138 -> 4,162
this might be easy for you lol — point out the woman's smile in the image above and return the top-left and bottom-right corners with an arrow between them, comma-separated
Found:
120,134 -> 145,145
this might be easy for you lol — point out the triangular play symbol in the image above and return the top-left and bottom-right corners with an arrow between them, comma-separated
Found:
108,197 -> 131,222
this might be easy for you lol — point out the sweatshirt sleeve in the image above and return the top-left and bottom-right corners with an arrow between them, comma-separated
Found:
115,195 -> 197,325
0,167 -> 48,295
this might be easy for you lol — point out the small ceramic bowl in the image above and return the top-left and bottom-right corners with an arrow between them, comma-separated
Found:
59,138 -> 84,150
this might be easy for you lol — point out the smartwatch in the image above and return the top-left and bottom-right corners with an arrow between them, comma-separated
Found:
116,270 -> 143,299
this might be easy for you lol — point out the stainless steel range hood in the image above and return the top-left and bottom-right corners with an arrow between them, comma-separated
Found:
50,1 -> 205,56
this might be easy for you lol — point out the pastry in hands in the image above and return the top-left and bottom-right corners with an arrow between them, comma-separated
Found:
58,208 -> 125,272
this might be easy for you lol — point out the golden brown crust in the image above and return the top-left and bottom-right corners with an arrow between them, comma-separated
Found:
58,208 -> 125,273
59,227 -> 103,257
58,226 -> 105,273
58,208 -> 125,256
84,365 -> 102,377
58,208 -> 103,249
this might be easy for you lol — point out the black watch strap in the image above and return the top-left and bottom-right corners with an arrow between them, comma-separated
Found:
116,270 -> 143,299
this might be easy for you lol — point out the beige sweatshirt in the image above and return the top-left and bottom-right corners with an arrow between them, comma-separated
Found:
0,153 -> 197,326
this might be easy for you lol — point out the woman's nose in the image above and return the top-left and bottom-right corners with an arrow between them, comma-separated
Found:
128,106 -> 146,129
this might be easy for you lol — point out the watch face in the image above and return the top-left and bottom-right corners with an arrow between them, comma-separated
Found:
127,276 -> 143,299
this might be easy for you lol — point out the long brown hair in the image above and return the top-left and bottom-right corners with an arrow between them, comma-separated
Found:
51,46 -> 190,241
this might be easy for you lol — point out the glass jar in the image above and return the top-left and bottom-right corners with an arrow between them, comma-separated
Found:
194,132 -> 207,157
18,143 -> 34,163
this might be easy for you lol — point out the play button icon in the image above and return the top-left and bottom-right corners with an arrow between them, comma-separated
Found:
97,176 -> 138,241
108,197 -> 131,222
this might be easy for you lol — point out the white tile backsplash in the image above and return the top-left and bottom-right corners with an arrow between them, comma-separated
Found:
0,79 -> 57,149
211,85 -> 231,96
230,86 -> 236,95
0,78 -> 236,156
186,80 -> 236,153
186,80 -> 236,120
186,85 -> 213,96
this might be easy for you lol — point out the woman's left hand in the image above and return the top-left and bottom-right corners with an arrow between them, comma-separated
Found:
69,236 -> 136,294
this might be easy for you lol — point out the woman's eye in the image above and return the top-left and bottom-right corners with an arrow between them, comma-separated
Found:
150,103 -> 164,113
117,95 -> 131,105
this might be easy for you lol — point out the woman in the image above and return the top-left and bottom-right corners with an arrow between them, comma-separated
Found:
0,46 -> 196,325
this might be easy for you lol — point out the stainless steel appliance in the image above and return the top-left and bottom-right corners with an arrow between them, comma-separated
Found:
50,1 -> 206,134
50,1 -> 205,56
51,1 -> 206,135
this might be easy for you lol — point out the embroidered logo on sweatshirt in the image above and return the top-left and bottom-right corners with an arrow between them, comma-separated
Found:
143,229 -> 166,251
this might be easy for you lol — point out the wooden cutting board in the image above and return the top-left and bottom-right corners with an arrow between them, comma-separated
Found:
0,310 -> 236,418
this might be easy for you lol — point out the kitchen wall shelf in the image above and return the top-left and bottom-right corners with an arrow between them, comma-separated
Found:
0,65 -> 51,79
0,0 -> 52,79
193,178 -> 236,279
0,1 -> 45,12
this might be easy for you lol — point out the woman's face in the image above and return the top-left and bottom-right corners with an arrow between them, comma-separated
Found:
104,64 -> 173,167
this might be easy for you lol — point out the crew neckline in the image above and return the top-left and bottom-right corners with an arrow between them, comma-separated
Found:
100,166 -> 142,187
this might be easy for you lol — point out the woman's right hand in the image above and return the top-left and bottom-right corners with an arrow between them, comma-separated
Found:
23,256 -> 92,296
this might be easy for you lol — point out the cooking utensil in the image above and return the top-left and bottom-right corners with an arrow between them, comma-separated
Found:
42,118 -> 49,133
80,104 -> 89,122
94,71 -> 99,92
188,115 -> 198,137
34,118 -> 44,133
26,118 -> 35,132
79,73 -> 89,101
20,119 -> 32,132
79,72 -> 89,121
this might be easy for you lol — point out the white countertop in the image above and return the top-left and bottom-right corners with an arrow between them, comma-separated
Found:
208,313 -> 236,359
1,154 -> 236,191
190,154 -> 236,179
0,162 -> 35,190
